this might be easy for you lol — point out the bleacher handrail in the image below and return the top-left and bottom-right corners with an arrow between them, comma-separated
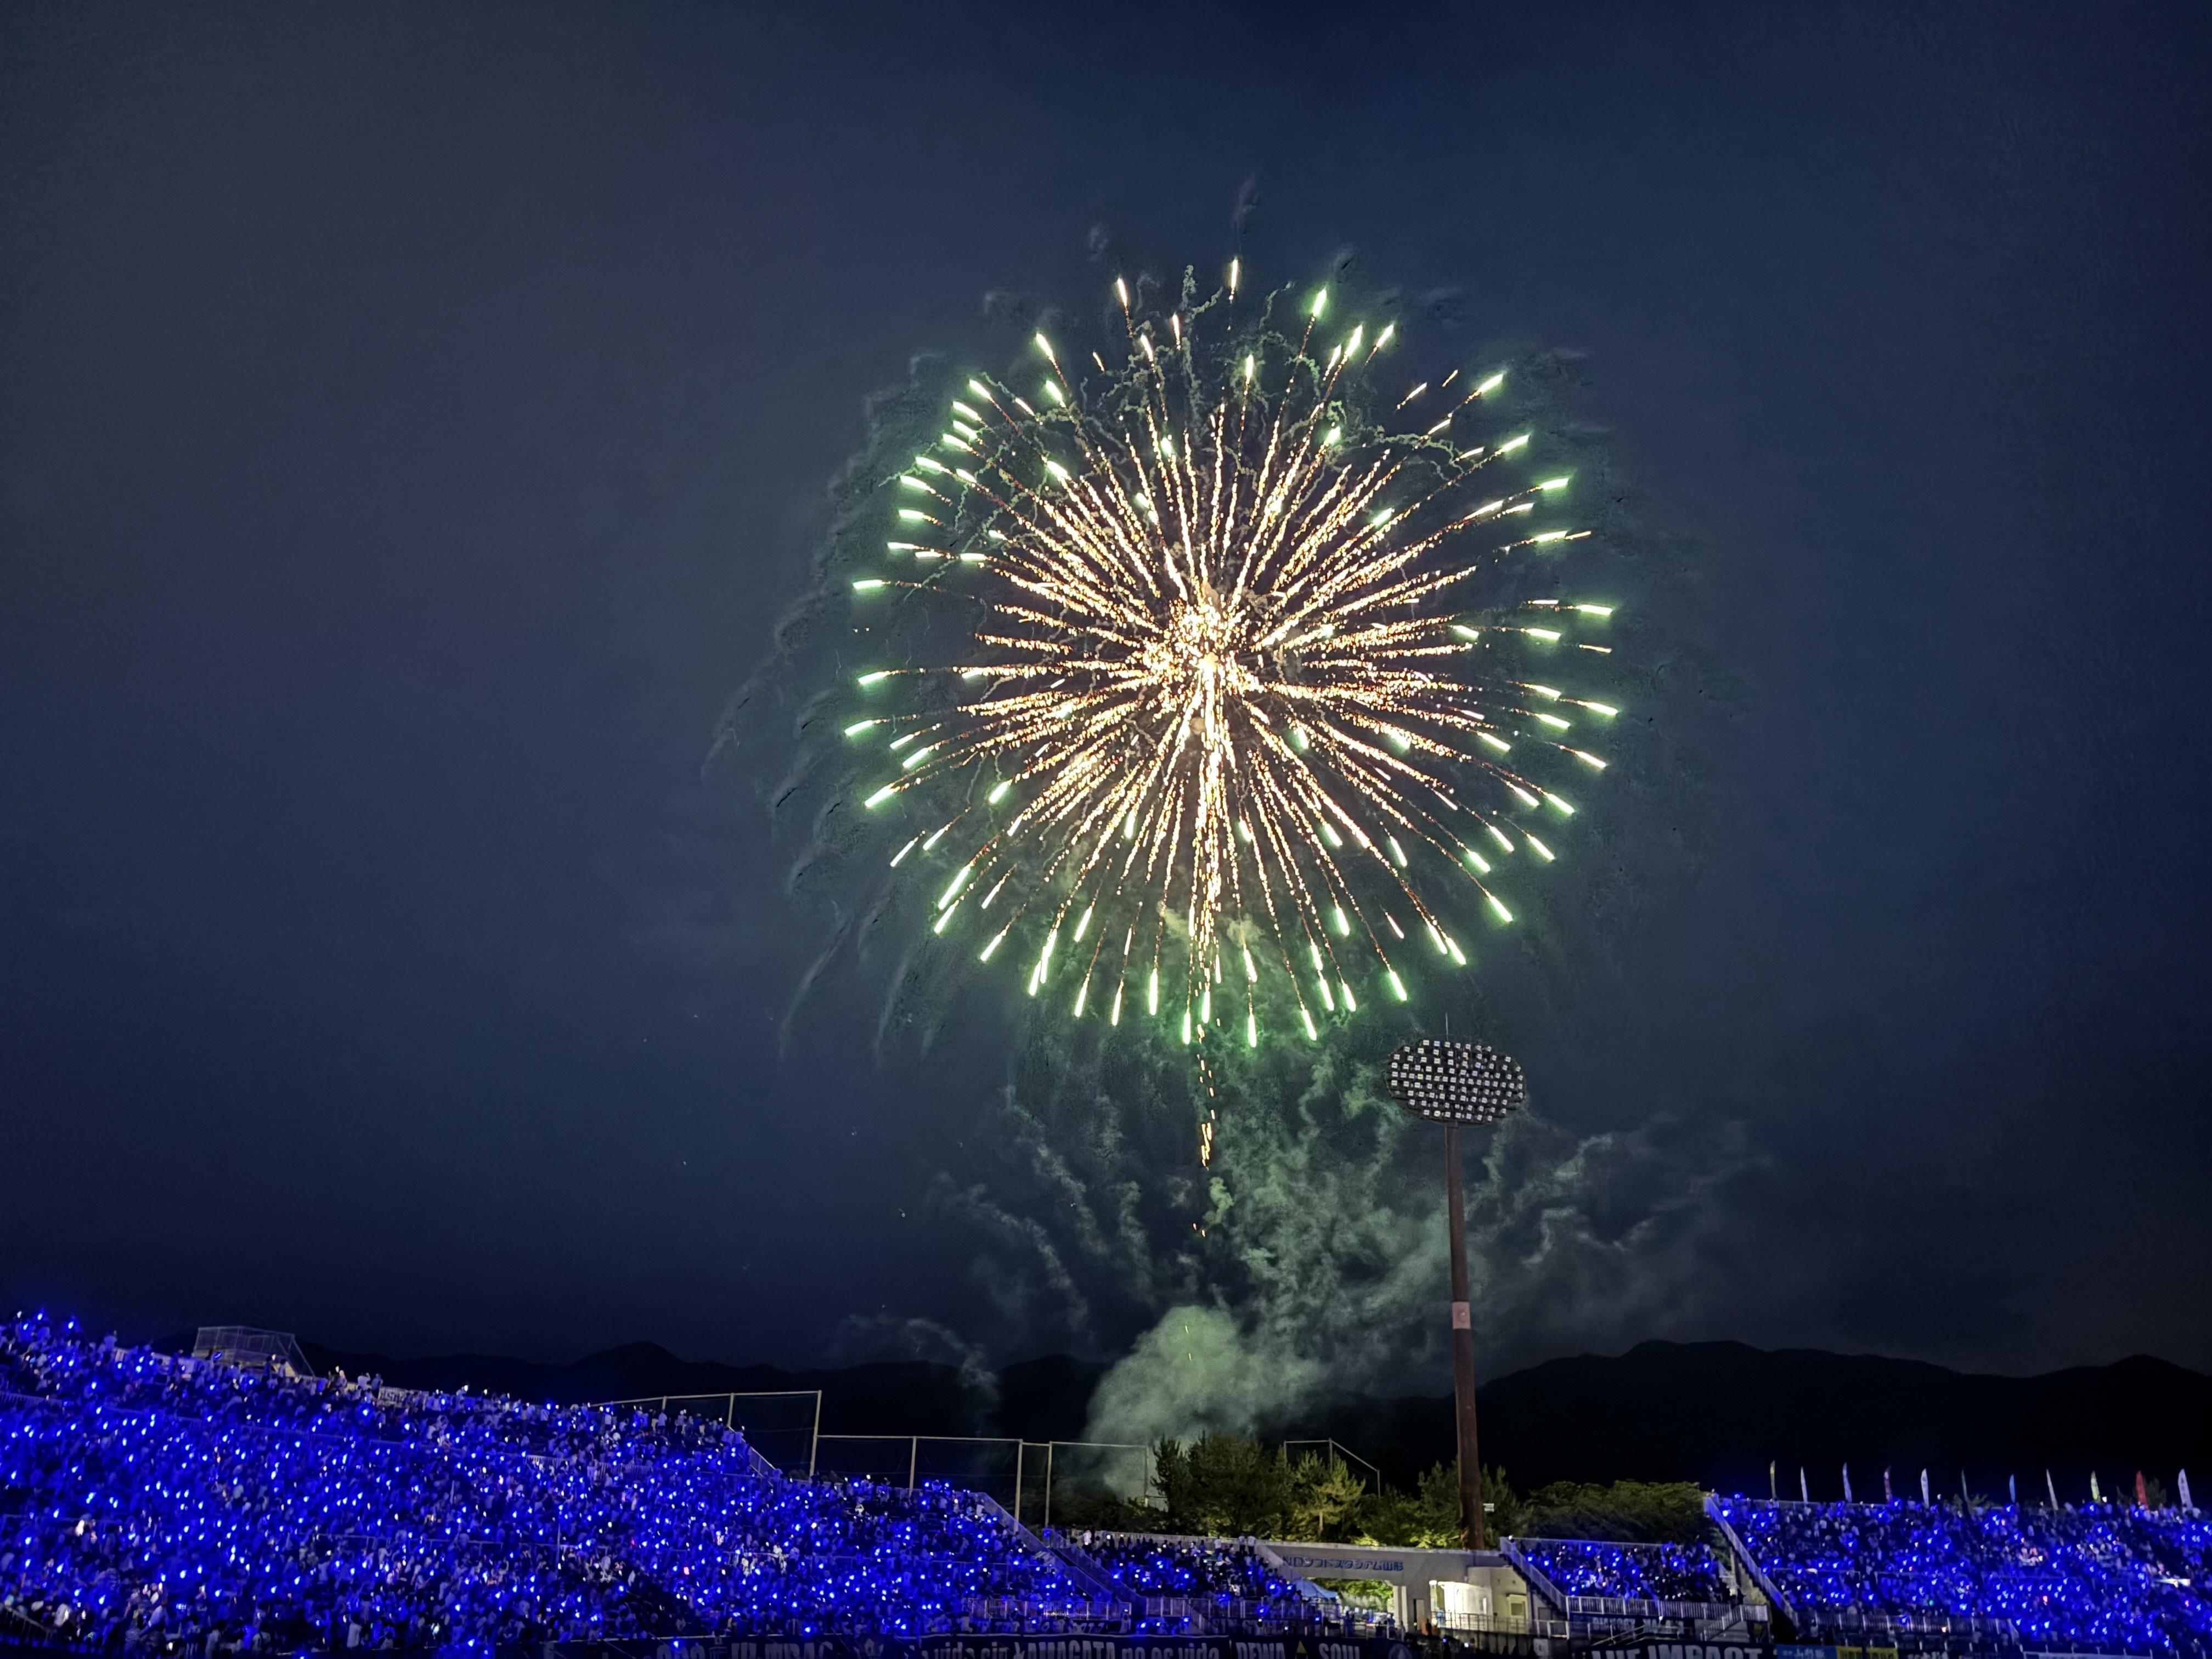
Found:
1496,1535 -> 1565,1613
1705,1492 -> 1796,1627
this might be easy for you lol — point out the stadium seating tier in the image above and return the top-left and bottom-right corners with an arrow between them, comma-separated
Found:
1714,1496 -> 2212,1654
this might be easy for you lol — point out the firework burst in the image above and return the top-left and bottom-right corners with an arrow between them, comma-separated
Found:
847,265 -> 1616,1052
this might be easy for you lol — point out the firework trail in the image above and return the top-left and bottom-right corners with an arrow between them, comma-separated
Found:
844,264 -> 1617,1069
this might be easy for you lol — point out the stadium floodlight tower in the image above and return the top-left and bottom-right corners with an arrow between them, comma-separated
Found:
1385,1037 -> 1526,1551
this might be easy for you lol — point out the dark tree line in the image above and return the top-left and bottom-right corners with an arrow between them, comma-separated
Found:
1051,1432 -> 1709,1546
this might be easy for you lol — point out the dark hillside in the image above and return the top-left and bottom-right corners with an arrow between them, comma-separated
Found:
1286,1341 -> 2212,1497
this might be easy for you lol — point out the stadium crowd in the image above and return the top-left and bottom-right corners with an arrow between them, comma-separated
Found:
0,1314 -> 1098,1650
14,1311 -> 2212,1655
1714,1496 -> 2212,1654
1058,1533 -> 1309,1632
1513,1538 -> 1733,1606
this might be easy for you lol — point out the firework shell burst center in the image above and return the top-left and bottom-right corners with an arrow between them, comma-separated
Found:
849,265 -> 1618,1051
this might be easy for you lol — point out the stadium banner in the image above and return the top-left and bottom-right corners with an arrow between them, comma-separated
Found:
0,1639 -> 1773,1659
918,1643 -> 1414,1659
540,1639 -> 1423,1659
533,1640 -> 1775,1659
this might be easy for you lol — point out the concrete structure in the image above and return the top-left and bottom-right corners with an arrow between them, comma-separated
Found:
1260,1541 -> 1534,1630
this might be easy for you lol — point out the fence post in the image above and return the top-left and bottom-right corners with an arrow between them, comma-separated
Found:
909,1437 -> 918,1491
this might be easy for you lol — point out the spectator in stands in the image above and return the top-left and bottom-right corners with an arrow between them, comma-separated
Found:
1,1313 -> 1099,1649
1515,1538 -> 1734,1605
1066,1532 -> 1319,1635
1713,1494 -> 2212,1654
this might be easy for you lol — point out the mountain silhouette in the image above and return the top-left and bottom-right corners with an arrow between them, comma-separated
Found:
1282,1341 -> 2212,1496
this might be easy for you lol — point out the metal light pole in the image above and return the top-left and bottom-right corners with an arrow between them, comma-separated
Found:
1444,1118 -> 1482,1548
1386,1037 -> 1527,1551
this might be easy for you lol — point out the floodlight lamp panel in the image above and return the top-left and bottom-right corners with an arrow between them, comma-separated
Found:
1384,1037 -> 1527,1125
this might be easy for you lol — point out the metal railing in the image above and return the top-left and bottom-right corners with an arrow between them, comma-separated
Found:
1797,1605 -> 2023,1644
595,1390 -> 820,1478
1431,1607 -> 1575,1639
1704,1493 -> 1795,1626
1496,1537 -> 1565,1613
1561,1595 -> 1766,1623
583,1397 -> 1153,1531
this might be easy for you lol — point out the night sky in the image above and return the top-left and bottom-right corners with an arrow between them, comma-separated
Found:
3,3 -> 2208,1391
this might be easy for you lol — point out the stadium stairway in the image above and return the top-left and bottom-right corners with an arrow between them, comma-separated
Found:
1702,1494 -> 1797,1631
1039,1533 -> 1132,1608
1499,1537 -> 1569,1616
983,1496 -> 1130,1621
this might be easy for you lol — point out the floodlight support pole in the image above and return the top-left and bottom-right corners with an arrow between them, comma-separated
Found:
1445,1121 -> 1485,1550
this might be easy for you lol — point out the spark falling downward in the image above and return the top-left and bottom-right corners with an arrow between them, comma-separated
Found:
849,266 -> 1616,1049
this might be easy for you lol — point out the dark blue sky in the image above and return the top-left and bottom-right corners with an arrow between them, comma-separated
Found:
3,2 -> 2208,1381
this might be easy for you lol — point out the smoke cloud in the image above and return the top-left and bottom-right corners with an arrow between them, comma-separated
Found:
1085,1099 -> 1754,1442
1086,1306 -> 1321,1445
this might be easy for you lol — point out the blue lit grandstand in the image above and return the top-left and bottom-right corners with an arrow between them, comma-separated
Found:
0,1314 -> 1104,1647
1513,1537 -> 1734,1606
8,1313 -> 2212,1655
1713,1495 -> 2212,1654
1055,1532 -> 1309,1633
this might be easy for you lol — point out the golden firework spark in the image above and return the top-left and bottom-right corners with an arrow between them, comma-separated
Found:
849,267 -> 1615,1048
